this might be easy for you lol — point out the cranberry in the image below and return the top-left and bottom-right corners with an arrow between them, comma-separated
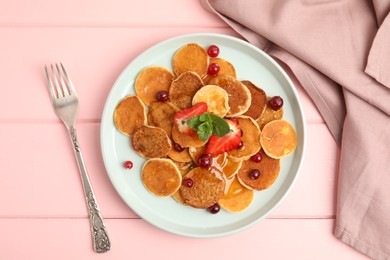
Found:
249,169 -> 260,180
173,142 -> 184,152
182,178 -> 194,188
198,153 -> 212,168
207,63 -> 220,76
269,96 -> 283,111
208,203 -> 221,214
156,90 -> 169,102
236,140 -> 244,149
124,160 -> 133,169
207,45 -> 220,58
250,152 -> 262,163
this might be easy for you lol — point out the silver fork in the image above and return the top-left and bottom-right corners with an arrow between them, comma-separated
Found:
45,63 -> 111,253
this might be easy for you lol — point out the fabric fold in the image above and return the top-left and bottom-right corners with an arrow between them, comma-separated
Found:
366,13 -> 390,90
201,0 -> 390,259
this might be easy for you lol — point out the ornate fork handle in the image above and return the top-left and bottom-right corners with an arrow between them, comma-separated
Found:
69,126 -> 111,253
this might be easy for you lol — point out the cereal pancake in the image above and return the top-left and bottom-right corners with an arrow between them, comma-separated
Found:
227,116 -> 261,161
180,167 -> 225,208
218,177 -> 254,212
142,158 -> 181,196
169,71 -> 204,110
203,57 -> 236,84
132,125 -> 172,158
242,80 -> 267,120
237,149 -> 280,190
256,97 -> 284,129
114,95 -> 147,136
168,147 -> 192,163
209,75 -> 251,117
173,43 -> 209,77
147,101 -> 179,138
260,119 -> 297,159
135,66 -> 174,106
192,85 -> 230,117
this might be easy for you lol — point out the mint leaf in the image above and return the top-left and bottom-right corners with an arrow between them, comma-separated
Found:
187,116 -> 201,130
199,113 -> 212,122
209,114 -> 230,137
197,121 -> 213,141
186,112 -> 230,140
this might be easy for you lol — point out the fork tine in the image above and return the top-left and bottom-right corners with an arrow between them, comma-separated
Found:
51,64 -> 65,97
45,65 -> 58,99
55,63 -> 70,96
60,63 -> 77,96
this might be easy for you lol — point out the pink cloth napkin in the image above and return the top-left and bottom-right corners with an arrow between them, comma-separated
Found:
201,0 -> 390,259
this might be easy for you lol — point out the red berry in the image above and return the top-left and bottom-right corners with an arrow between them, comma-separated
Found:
173,143 -> 184,152
208,203 -> 221,214
198,153 -> 212,168
182,178 -> 194,188
269,96 -> 283,111
207,45 -> 220,58
249,169 -> 260,180
250,152 -> 262,163
124,160 -> 133,169
156,90 -> 169,102
207,63 -> 220,76
236,140 -> 244,149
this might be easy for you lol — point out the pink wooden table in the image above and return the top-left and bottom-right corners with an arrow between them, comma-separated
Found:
0,0 -> 368,259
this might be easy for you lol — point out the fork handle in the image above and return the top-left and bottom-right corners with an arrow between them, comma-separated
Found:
68,126 -> 111,253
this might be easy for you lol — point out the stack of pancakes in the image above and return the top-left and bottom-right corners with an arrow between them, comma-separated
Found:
113,43 -> 297,213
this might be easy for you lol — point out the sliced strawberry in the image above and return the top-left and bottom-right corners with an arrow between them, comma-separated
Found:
206,119 -> 241,156
174,102 -> 208,134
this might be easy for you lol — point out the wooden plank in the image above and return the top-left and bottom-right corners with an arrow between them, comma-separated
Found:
0,218 -> 367,260
0,0 -> 226,27
0,123 -> 337,218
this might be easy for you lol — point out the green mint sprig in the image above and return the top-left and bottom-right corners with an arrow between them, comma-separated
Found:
187,112 -> 230,141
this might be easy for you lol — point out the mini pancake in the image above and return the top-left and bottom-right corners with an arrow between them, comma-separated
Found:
168,147 -> 192,163
188,145 -> 206,164
213,155 -> 242,179
173,43 -> 209,77
135,66 -> 174,106
172,123 -> 206,148
114,95 -> 147,136
142,158 -> 181,197
256,97 -> 284,129
171,161 -> 195,205
227,116 -> 261,161
241,80 -> 267,120
132,125 -> 172,158
169,71 -> 204,110
174,161 -> 196,177
192,85 -> 230,117
172,190 -> 186,205
203,57 -> 236,84
237,149 -> 280,190
219,176 -> 254,212
179,167 -> 225,208
147,101 -> 179,138
260,119 -> 297,159
209,75 -> 251,117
